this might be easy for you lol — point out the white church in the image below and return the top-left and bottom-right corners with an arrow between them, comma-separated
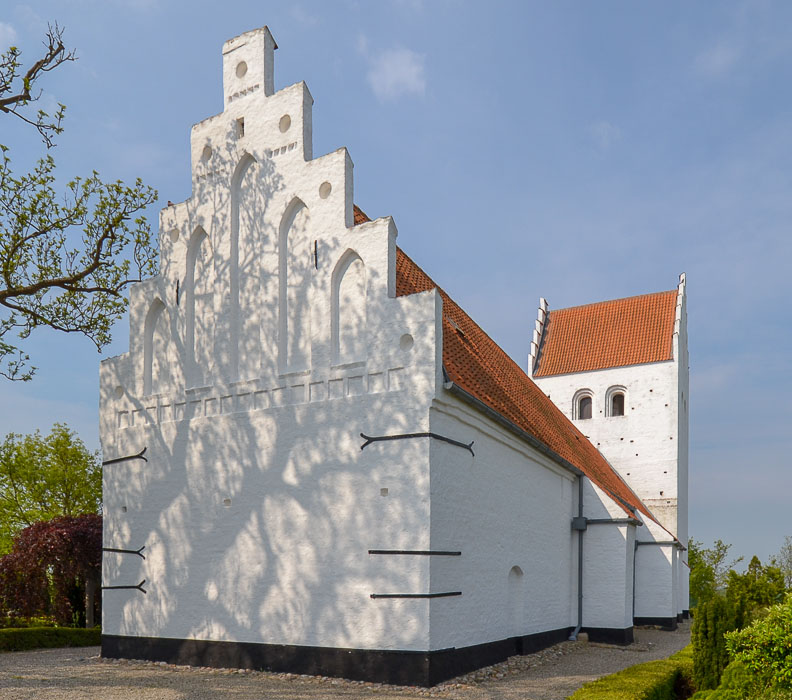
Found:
99,26 -> 689,686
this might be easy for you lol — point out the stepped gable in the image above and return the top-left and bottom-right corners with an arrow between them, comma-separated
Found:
534,290 -> 678,377
352,205 -> 659,523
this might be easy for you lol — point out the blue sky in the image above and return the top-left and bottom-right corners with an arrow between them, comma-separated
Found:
1,1 -> 790,566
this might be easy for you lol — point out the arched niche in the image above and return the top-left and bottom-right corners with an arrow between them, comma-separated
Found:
278,197 -> 311,373
185,227 -> 212,386
229,153 -> 259,380
143,298 -> 170,395
507,565 -> 525,638
331,250 -> 367,365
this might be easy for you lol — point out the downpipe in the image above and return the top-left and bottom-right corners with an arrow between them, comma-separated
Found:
569,478 -> 642,640
569,475 -> 584,641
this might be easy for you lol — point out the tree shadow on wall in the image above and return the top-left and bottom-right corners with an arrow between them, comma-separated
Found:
104,116 -> 442,678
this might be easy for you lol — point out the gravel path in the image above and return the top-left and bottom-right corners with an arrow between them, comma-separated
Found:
0,621 -> 690,700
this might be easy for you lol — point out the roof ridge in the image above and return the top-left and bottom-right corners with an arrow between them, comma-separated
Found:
550,288 -> 677,315
393,243 -> 662,525
535,286 -> 679,377
396,249 -> 524,391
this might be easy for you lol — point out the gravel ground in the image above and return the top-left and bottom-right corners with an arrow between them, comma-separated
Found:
0,621 -> 690,700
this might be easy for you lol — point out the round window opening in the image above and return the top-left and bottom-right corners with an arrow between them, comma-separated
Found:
400,334 -> 414,351
279,114 -> 291,133
201,145 -> 212,162
236,61 -> 248,78
319,181 -> 332,199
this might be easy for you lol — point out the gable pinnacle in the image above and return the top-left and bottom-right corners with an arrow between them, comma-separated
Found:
222,26 -> 278,104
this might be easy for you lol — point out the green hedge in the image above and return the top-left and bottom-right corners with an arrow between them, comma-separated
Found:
0,616 -> 57,629
0,626 -> 100,652
691,660 -> 792,700
568,646 -> 694,700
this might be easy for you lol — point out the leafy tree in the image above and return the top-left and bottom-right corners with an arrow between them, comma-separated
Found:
0,423 -> 101,553
689,538 -> 744,607
726,593 -> 792,693
690,660 -> 792,700
0,24 -> 157,380
690,539 -> 717,608
0,514 -> 101,627
726,556 -> 786,615
774,536 -> 792,590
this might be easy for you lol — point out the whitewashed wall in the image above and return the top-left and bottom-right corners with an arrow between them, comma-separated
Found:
533,361 -> 681,534
675,285 -> 690,613
633,514 -> 683,621
100,27 -> 444,652
533,280 -> 690,616
579,480 -> 636,631
100,26 -> 662,658
426,397 -> 577,649
426,394 -> 640,648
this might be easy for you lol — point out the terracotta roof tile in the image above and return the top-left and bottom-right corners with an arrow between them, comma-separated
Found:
353,204 -> 369,226
534,291 -> 678,377
352,206 -> 661,523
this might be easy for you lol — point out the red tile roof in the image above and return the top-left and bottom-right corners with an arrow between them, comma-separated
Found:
353,204 -> 369,225
534,291 -> 678,377
352,206 -> 660,523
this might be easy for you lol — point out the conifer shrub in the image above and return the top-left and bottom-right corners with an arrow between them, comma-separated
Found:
692,595 -> 739,690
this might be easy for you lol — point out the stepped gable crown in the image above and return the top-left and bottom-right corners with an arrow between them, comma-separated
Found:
534,290 -> 678,378
352,206 -> 660,524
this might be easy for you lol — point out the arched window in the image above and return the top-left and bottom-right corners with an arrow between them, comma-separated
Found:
605,386 -> 627,417
573,389 -> 594,420
143,298 -> 169,395
185,228 -> 212,387
228,153 -> 257,380
278,197 -> 311,373
331,250 -> 366,364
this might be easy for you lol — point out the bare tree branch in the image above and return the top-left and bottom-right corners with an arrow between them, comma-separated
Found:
0,26 -> 158,380
0,24 -> 76,148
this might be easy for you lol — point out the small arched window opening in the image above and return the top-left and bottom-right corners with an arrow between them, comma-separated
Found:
143,298 -> 169,395
331,250 -> 367,365
185,227 -> 211,387
573,389 -> 593,420
278,197 -> 311,373
605,385 -> 627,417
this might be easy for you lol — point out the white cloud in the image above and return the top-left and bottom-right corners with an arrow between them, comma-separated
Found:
694,42 -> 741,77
366,47 -> 426,101
291,5 -> 319,26
0,21 -> 17,49
13,4 -> 45,32
587,120 -> 621,150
